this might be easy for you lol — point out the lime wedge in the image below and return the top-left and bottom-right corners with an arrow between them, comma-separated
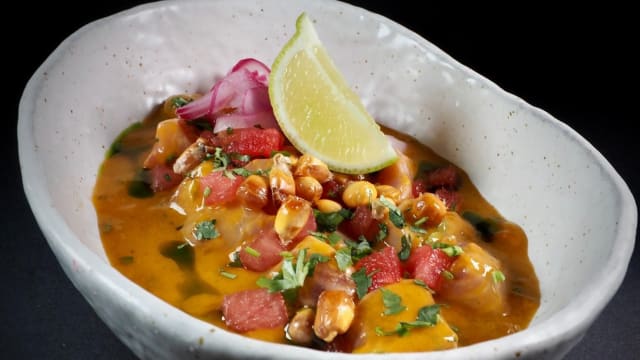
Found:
269,13 -> 397,174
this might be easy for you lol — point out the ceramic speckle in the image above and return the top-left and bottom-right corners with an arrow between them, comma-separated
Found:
18,0 -> 636,359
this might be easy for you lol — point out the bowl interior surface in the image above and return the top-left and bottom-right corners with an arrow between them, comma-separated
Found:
18,0 -> 636,359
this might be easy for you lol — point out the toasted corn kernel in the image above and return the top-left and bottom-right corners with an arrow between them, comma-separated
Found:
294,154 -> 333,183
295,176 -> 323,202
236,175 -> 269,209
274,196 -> 312,245
315,199 -> 342,213
342,181 -> 377,208
286,308 -> 315,345
313,290 -> 355,342
270,154 -> 296,203
408,192 -> 447,227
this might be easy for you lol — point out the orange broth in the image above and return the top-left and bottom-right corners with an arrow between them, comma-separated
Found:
93,101 -> 540,352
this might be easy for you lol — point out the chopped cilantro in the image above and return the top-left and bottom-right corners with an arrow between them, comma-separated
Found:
376,222 -> 389,242
343,237 -> 373,262
170,96 -> 191,108
257,249 -> 310,293
226,127 -> 233,134
352,267 -> 372,299
432,243 -> 463,257
375,304 -> 441,337
314,208 -> 352,232
414,217 -> 428,226
211,147 -> 231,171
409,225 -> 428,235
193,220 -> 219,240
219,269 -> 237,279
413,279 -> 433,292
492,270 -> 506,283
335,248 -> 353,271
380,288 -> 407,315
311,231 -> 342,245
378,196 -> 405,228
244,246 -> 261,257
398,235 -> 412,261
203,186 -> 211,198
308,253 -> 329,276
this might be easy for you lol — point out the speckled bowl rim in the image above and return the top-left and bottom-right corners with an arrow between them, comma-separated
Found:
18,0 -> 637,359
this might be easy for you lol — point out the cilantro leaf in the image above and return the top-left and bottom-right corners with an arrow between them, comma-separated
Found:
171,96 -> 192,108
492,270 -> 506,283
193,220 -> 220,240
314,208 -> 353,232
432,243 -> 463,257
335,248 -> 353,271
257,249 -> 310,293
376,222 -> 389,242
343,237 -> 373,262
308,253 -> 329,276
352,267 -> 372,299
398,235 -> 412,261
375,304 -> 441,337
380,288 -> 407,315
378,196 -> 405,228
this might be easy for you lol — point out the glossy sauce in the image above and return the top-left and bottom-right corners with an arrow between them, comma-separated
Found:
94,106 -> 540,351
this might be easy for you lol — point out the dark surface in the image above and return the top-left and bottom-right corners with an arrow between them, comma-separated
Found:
4,1 -> 638,358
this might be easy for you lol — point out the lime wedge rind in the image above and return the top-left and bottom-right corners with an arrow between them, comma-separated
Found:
269,13 -> 397,174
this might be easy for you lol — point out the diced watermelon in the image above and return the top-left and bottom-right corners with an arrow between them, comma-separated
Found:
354,246 -> 402,293
240,228 -> 285,272
149,164 -> 183,192
435,188 -> 463,211
321,180 -> 344,201
341,206 -> 380,242
222,289 -> 288,332
211,127 -> 285,157
199,171 -> 244,206
405,246 -> 455,292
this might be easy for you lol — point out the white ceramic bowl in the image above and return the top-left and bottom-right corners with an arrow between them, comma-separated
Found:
18,0 -> 637,359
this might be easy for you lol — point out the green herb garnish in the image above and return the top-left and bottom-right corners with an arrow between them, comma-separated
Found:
380,288 -> 407,315
432,243 -> 463,257
193,220 -> 219,240
219,269 -> 237,279
376,222 -> 389,242
314,208 -> 353,232
335,248 -> 353,271
170,96 -> 192,108
492,270 -> 506,283
352,267 -> 373,299
378,196 -> 405,228
398,235 -> 412,261
375,304 -> 441,337
257,249 -> 310,292
244,246 -> 261,257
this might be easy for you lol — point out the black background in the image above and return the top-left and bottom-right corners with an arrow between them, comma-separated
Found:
3,1 -> 638,358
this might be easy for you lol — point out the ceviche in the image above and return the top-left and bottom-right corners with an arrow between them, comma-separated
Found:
94,13 -> 538,354
94,57 -> 539,354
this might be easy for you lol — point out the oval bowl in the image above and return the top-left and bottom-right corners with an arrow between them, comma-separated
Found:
18,0 -> 637,359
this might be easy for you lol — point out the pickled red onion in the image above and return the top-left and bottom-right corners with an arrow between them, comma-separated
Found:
176,58 -> 277,133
